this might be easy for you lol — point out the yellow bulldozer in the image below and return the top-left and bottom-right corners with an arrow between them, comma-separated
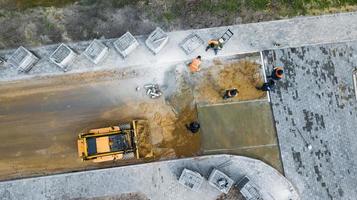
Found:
77,120 -> 152,162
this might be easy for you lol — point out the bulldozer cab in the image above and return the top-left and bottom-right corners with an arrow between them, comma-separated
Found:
77,121 -> 143,162
86,134 -> 133,156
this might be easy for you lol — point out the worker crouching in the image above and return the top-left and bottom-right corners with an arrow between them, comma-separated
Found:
205,39 -> 223,55
189,56 -> 202,73
186,121 -> 200,134
258,80 -> 275,91
223,88 -> 239,100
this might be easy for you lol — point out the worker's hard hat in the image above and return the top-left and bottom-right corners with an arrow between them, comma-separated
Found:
218,38 -> 224,43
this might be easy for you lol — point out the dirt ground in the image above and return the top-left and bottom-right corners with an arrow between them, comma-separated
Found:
194,58 -> 266,105
0,54 -> 266,180
0,63 -> 200,180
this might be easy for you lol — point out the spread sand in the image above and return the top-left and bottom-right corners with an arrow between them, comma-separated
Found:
195,60 -> 266,104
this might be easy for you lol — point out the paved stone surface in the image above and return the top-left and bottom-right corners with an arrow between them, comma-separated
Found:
2,12 -> 357,81
263,42 -> 357,200
0,155 -> 299,200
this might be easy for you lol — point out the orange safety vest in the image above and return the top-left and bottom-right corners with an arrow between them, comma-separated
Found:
274,67 -> 284,78
189,58 -> 201,72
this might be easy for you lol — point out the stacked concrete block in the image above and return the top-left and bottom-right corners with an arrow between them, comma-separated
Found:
49,43 -> 77,71
113,32 -> 139,58
8,46 -> 39,72
83,39 -> 109,64
180,33 -> 204,55
145,27 -> 168,54
178,168 -> 204,192
207,169 -> 234,194
236,176 -> 263,200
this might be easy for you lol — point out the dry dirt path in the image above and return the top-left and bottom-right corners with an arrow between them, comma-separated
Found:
0,55 -> 264,180
0,64 -> 202,180
0,71 -> 147,180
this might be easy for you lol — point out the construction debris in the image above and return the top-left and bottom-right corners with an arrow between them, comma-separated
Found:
144,84 -> 162,99
114,32 -> 139,58
178,168 -> 204,192
145,27 -> 168,54
7,46 -> 39,72
49,43 -> 77,71
208,169 -> 234,194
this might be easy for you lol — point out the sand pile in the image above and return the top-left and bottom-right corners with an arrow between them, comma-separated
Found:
195,60 -> 266,104
135,120 -> 153,159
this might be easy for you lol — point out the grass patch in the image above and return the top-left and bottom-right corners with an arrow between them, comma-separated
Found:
197,0 -> 240,13
13,0 -> 77,10
244,0 -> 270,11
162,12 -> 176,22
274,0 -> 357,15
0,11 -> 5,18
78,0 -> 97,6
111,0 -> 141,8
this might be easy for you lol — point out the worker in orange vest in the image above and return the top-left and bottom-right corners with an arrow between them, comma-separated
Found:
270,67 -> 284,80
188,56 -> 202,72
205,39 -> 223,55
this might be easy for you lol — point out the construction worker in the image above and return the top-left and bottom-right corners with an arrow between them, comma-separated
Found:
186,121 -> 200,134
188,56 -> 202,72
223,88 -> 239,100
270,67 -> 284,80
205,39 -> 223,55
258,80 -> 275,91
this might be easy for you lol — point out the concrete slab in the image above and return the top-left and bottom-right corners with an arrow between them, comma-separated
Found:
178,168 -> 204,191
179,33 -> 204,55
113,32 -> 139,58
0,155 -> 299,200
145,27 -> 169,55
198,100 -> 283,172
263,42 -> 357,200
49,43 -> 77,71
207,168 -> 234,194
83,39 -> 109,64
236,176 -> 264,200
7,46 -> 38,72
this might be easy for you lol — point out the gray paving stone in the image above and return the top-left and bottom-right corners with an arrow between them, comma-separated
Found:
263,42 -> 357,200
